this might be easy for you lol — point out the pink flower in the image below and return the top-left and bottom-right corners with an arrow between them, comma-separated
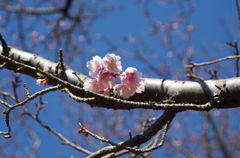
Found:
83,68 -> 116,95
84,54 -> 145,98
83,78 -> 112,96
86,56 -> 103,78
103,53 -> 122,73
121,67 -> 143,87
83,79 -> 102,93
114,84 -> 135,98
97,69 -> 116,89
36,78 -> 49,86
115,67 -> 145,98
84,54 -> 122,95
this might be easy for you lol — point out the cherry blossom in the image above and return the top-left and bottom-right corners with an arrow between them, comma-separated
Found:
115,67 -> 145,98
84,54 -> 122,95
103,53 -> 122,74
97,69 -> 116,89
36,78 -> 49,86
83,54 -> 145,98
83,79 -> 101,93
36,66 -> 51,85
86,56 -> 103,78
83,78 -> 112,95
120,67 -> 143,86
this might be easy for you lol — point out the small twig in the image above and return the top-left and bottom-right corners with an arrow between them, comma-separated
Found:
34,96 -> 48,118
0,85 -> 61,138
0,90 -> 16,102
11,73 -> 22,103
10,85 -> 61,110
129,130 -> 132,140
115,120 -> 171,157
23,84 -> 31,97
64,88 -> 95,102
78,122 -> 126,148
185,55 -> 240,68
0,111 -> 11,138
236,0 -> 240,22
78,119 -> 169,155
0,34 -> 10,55
132,120 -> 171,153
55,49 -> 65,74
22,111 -> 92,155
0,99 -> 12,108
204,68 -> 218,79
227,41 -> 240,77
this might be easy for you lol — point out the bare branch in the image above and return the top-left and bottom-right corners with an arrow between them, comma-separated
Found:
9,85 -> 61,110
0,85 -> 61,138
185,55 -> 240,68
88,110 -> 177,158
23,110 -> 92,155
227,41 -> 240,77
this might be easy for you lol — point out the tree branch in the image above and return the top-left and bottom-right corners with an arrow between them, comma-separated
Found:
88,110 -> 177,158
1,45 -> 240,111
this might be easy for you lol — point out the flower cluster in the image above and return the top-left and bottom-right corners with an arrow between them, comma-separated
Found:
83,53 -> 145,98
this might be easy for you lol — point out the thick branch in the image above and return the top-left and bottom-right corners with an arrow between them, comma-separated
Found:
1,46 -> 240,110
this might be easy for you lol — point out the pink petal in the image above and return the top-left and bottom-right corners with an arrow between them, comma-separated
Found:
36,78 -> 49,86
97,69 -> 116,89
83,79 -> 101,93
103,53 -> 122,73
115,84 -> 136,98
86,56 -> 103,78
121,67 -> 142,86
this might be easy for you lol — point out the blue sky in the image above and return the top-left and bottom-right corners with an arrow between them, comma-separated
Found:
0,0 -> 239,158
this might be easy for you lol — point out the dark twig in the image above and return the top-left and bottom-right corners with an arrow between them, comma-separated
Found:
62,0 -> 73,16
23,84 -> 31,97
0,111 -> 11,138
227,41 -> 240,77
57,49 -> 65,73
236,0 -> 240,22
34,96 -> 48,118
0,34 -> 10,55
132,119 -> 171,153
0,90 -> 17,102
9,85 -> 61,110
23,110 -> 92,155
113,119 -> 172,157
204,68 -> 218,79
0,85 -> 61,138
